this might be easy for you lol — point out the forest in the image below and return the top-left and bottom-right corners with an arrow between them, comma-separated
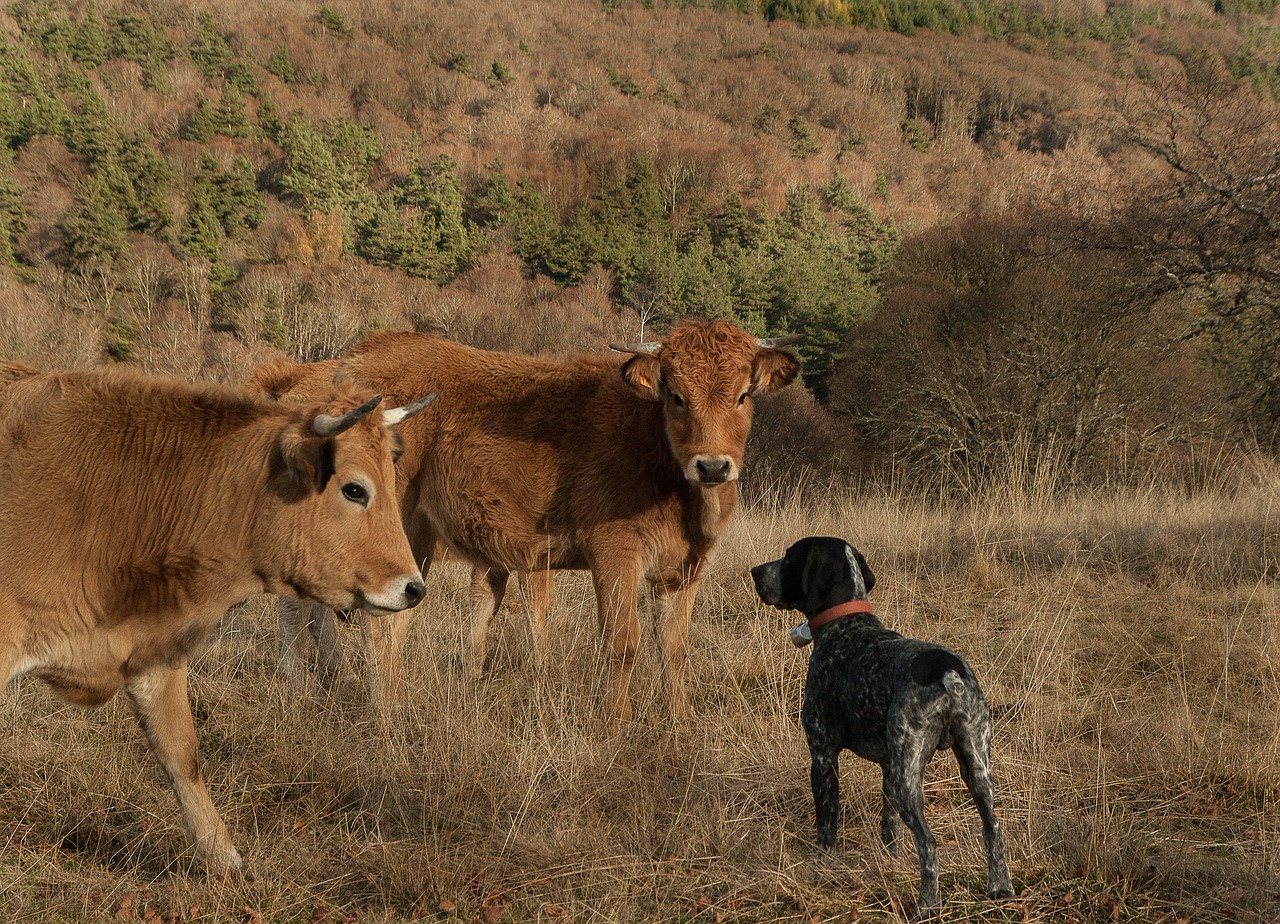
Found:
0,0 -> 1278,486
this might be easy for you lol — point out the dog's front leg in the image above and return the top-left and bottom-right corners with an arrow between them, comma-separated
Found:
809,747 -> 841,852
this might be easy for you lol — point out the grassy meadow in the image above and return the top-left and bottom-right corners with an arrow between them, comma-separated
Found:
0,460 -> 1277,923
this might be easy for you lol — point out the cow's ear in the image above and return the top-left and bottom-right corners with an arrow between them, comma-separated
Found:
277,432 -> 337,494
620,354 -> 663,401
751,348 -> 801,395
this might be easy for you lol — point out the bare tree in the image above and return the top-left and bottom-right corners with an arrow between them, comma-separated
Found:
1115,59 -> 1280,445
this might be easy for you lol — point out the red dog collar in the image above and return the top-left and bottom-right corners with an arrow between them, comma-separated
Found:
808,600 -> 875,633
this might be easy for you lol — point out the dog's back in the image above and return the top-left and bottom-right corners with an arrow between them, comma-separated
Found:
803,617 -> 987,765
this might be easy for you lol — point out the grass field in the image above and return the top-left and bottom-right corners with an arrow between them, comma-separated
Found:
1,462 -> 1277,923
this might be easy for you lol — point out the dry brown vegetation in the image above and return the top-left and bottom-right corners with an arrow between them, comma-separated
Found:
1,456 -> 1276,923
2,0 -> 1280,920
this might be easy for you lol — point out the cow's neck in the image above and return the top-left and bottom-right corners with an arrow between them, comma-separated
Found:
690,481 -> 737,547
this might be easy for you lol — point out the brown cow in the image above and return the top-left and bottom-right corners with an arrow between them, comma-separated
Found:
0,361 -> 432,872
251,360 -> 557,709
256,320 -> 800,722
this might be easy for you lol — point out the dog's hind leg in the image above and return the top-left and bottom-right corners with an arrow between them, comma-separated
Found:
954,723 -> 1015,899
879,771 -> 901,853
885,745 -> 939,920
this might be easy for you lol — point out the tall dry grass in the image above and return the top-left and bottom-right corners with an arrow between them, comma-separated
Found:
0,459 -> 1277,923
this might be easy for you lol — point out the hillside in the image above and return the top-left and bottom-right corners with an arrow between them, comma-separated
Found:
1,0 -> 1278,482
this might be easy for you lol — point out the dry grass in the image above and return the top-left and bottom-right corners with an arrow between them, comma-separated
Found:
1,463 -> 1278,923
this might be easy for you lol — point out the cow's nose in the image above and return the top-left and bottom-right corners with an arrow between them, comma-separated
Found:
404,578 -> 426,608
696,459 -> 731,483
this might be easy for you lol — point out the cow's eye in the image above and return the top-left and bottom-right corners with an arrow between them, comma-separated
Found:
342,482 -> 370,506
670,391 -> 685,408
738,392 -> 750,406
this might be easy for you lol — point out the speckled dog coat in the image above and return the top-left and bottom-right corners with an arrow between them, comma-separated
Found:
751,536 -> 1014,920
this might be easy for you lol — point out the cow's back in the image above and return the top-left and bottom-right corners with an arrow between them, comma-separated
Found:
340,332 -> 678,572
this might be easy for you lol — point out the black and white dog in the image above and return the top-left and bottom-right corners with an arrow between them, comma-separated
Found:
751,536 -> 1014,919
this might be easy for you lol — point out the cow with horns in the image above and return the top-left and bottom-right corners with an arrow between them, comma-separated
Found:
254,320 -> 801,723
0,361 -> 434,871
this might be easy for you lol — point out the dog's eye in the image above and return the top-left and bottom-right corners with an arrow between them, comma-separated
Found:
341,482 -> 370,506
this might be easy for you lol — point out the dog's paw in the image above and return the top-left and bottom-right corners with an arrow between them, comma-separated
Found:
904,897 -> 940,923
988,886 -> 1017,900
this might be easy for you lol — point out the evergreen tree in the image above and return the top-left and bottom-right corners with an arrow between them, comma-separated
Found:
279,116 -> 346,214
203,154 -> 264,236
107,10 -> 170,87
266,45 -> 296,84
182,96 -> 216,142
62,170 -> 127,268
256,92 -> 283,141
0,176 -> 27,268
214,85 -> 254,139
189,12 -> 233,79
118,135 -> 172,231
765,184 -> 876,397
63,78 -> 116,160
358,154 -> 476,282
73,2 -> 109,68
0,78 -> 19,148
181,181 -> 236,291
469,158 -> 515,227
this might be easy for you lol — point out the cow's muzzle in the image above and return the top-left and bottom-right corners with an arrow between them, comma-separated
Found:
693,457 -> 734,484
361,574 -> 427,614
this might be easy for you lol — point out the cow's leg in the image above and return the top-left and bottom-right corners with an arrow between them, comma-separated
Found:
276,596 -> 312,686
517,570 -> 555,672
464,566 -> 509,678
123,662 -> 241,873
277,598 -> 343,689
357,527 -> 435,719
592,564 -> 640,725
358,608 -> 414,719
650,571 -> 701,720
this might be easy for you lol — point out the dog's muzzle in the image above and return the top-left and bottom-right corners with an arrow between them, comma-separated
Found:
750,559 -> 783,605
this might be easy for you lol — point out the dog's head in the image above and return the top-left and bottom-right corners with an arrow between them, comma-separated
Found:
751,536 -> 876,616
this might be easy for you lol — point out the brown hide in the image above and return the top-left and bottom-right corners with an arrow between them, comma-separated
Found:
258,320 -> 799,722
0,362 -> 423,872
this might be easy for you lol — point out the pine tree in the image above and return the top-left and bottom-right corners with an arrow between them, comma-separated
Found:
182,97 -> 215,142
73,2 -> 109,68
266,45 -> 296,84
189,12 -> 233,79
0,176 -> 27,268
62,170 -> 127,268
118,135 -> 173,231
214,85 -> 254,139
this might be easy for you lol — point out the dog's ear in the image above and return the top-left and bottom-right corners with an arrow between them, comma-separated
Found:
848,545 -> 875,594
801,548 -> 839,614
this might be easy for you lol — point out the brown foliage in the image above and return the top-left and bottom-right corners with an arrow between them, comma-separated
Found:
831,209 -> 1222,488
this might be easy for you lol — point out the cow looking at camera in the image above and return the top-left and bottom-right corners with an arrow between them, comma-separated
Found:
258,320 -> 800,722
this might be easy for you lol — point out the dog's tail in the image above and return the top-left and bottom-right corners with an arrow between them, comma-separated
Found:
912,648 -> 972,695
942,670 -> 966,696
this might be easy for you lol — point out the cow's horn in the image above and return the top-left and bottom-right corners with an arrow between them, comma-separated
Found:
757,334 -> 804,349
312,395 -> 384,436
383,391 -> 438,427
609,341 -> 663,355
